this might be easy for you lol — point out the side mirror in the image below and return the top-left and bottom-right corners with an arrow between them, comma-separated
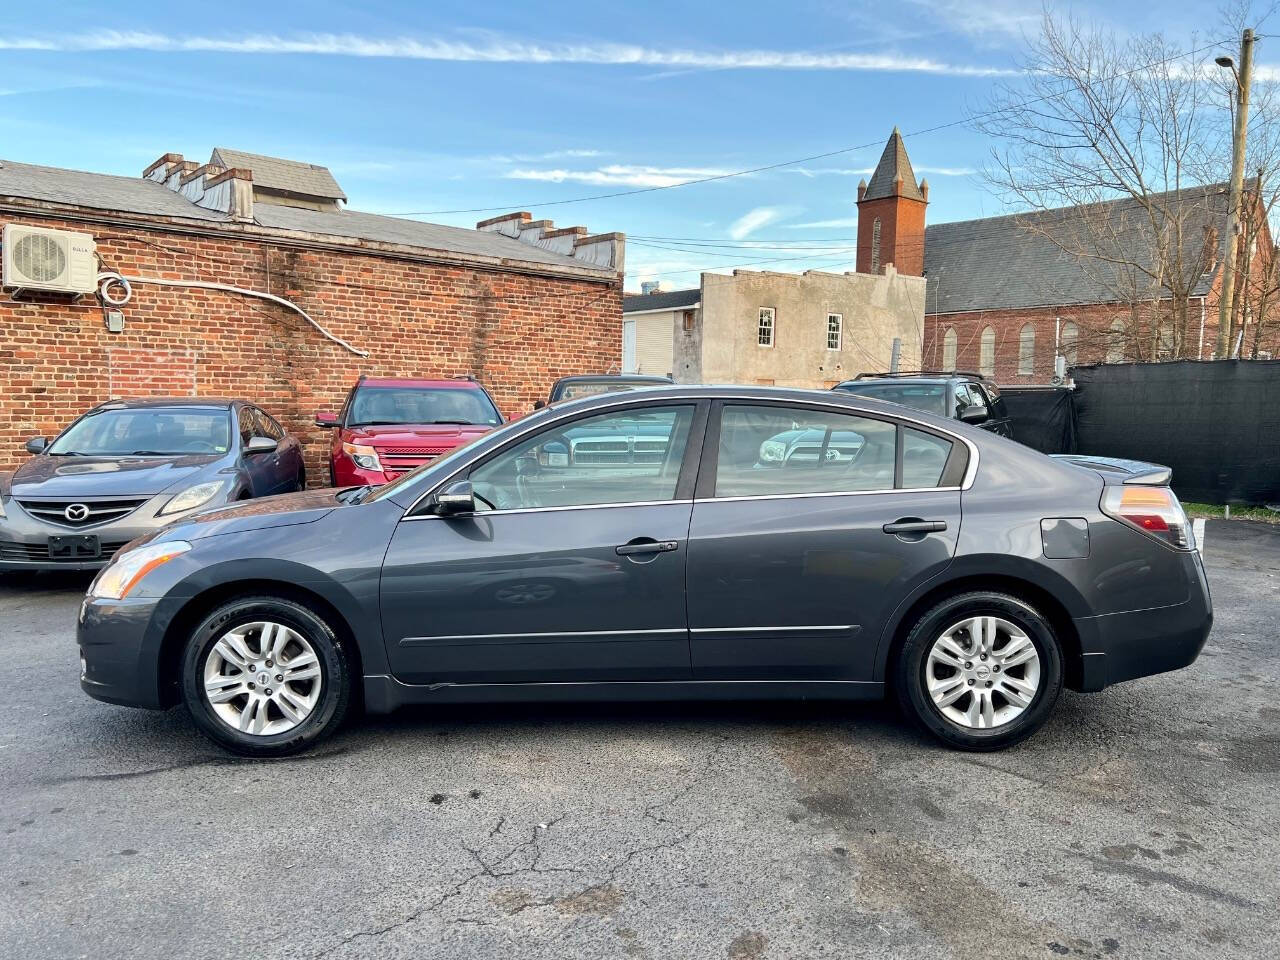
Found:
533,400 -> 546,410
25,437 -> 48,455
537,440 -> 569,468
960,402 -> 989,424
435,480 -> 476,515
245,436 -> 278,455
315,411 -> 339,429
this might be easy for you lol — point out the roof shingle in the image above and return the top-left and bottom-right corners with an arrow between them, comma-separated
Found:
623,288 -> 701,312
863,128 -> 924,202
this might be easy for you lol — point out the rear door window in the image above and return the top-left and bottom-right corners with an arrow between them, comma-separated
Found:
713,405 -> 897,496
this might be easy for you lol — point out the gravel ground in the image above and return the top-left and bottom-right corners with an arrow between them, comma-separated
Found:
1,519 -> 1277,960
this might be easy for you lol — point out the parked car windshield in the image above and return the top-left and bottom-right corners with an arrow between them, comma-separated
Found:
553,380 -> 662,402
47,408 -> 233,457
347,387 -> 501,427
837,382 -> 948,417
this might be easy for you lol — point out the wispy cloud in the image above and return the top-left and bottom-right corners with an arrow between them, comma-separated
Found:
901,0 -> 1039,46
490,149 -> 606,163
789,164 -> 977,177
0,30 -> 1017,76
505,164 -> 736,188
728,205 -> 799,240
786,217 -> 859,229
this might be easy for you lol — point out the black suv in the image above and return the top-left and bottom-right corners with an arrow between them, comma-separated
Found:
832,371 -> 1013,439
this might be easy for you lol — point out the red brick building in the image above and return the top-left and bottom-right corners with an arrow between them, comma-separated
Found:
854,131 -> 1276,381
0,150 -> 624,478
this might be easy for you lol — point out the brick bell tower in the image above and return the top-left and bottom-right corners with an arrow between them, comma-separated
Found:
856,127 -> 928,276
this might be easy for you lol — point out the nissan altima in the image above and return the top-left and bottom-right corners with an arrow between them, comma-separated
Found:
1,397 -> 305,570
76,386 -> 1211,756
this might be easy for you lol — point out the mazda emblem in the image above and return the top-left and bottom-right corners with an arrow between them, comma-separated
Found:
64,503 -> 91,522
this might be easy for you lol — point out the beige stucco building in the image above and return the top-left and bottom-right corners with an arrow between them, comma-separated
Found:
624,267 -> 925,386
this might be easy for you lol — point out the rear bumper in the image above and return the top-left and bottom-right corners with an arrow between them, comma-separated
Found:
1073,550 -> 1212,691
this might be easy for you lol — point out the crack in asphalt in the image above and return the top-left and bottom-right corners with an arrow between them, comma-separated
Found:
39,746 -> 355,784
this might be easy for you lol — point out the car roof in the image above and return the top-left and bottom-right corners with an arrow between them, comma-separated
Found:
839,378 -> 953,387
552,374 -> 674,385
97,396 -> 238,410
355,377 -> 485,389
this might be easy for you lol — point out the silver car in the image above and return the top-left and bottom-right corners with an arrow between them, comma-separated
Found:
0,397 -> 305,571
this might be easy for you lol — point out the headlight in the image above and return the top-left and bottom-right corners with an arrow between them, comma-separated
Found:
342,442 -> 382,471
90,540 -> 191,600
159,480 -> 226,516
759,439 -> 787,463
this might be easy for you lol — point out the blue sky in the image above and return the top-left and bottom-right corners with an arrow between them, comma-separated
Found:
0,0 -> 1263,290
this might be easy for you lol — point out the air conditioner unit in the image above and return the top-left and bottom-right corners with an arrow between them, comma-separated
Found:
2,224 -> 98,295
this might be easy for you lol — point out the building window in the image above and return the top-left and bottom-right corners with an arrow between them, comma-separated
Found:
682,310 -> 696,332
826,313 -> 843,350
758,307 -> 775,347
871,218 -> 882,273
1060,320 -> 1079,366
1106,319 -> 1126,363
942,327 -> 958,370
1018,323 -> 1035,375
979,326 -> 996,377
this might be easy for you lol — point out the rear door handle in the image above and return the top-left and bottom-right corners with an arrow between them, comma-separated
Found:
616,540 -> 679,556
882,520 -> 948,534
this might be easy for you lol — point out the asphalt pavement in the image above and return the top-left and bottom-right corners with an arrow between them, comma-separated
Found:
1,520 -> 1277,960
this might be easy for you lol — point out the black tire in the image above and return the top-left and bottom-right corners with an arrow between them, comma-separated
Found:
181,596 -> 351,757
895,591 -> 1062,751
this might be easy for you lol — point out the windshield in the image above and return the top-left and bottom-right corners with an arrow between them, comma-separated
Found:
47,408 -> 233,457
346,387 -> 501,427
555,380 -> 661,402
838,383 -> 948,417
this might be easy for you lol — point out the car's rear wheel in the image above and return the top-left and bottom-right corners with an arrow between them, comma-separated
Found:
895,591 -> 1062,751
181,596 -> 351,757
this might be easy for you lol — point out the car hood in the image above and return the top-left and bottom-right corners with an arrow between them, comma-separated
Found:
166,488 -> 342,541
9,454 -> 223,498
347,424 -> 494,448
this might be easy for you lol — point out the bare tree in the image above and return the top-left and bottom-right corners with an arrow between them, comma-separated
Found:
977,11 -> 1231,360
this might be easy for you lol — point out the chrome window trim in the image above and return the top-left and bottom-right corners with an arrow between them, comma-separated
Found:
400,391 -> 979,519
701,485 -> 962,505
400,498 -> 693,521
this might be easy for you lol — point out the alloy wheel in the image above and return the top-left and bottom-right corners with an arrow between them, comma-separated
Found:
924,615 -> 1041,730
202,621 -> 323,736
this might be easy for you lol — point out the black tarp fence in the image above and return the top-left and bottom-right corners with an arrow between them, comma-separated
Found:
1000,387 -> 1077,455
1065,361 -> 1280,505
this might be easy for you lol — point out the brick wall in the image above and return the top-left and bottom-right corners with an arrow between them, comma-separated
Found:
0,211 -> 621,480
922,300 -> 1227,384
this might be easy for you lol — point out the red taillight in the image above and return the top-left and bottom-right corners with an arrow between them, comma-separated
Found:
1101,486 -> 1194,550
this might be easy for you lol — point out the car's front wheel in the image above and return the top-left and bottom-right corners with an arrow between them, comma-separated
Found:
181,596 -> 351,757
895,591 -> 1062,751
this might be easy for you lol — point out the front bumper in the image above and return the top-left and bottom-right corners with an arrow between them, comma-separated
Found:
1074,549 -> 1213,691
78,594 -> 168,709
0,496 -> 202,571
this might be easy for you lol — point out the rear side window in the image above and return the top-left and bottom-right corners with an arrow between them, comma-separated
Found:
902,428 -> 953,488
713,404 -> 961,497
714,405 -> 897,497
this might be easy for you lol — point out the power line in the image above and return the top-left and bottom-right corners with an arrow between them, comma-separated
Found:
387,37 -> 1233,218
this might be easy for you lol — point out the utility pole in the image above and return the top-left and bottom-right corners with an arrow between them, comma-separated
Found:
1216,28 -> 1255,359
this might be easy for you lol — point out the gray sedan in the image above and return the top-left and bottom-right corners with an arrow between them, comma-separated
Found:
0,397 -> 305,571
76,385 -> 1211,756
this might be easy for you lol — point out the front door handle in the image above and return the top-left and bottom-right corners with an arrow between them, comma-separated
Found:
616,540 -> 679,556
882,520 -> 948,535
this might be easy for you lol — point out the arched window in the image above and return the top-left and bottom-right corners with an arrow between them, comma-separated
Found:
942,327 -> 958,370
871,218 -> 882,273
1017,323 -> 1035,375
1060,320 -> 1079,366
979,326 -> 996,377
1106,319 -> 1126,363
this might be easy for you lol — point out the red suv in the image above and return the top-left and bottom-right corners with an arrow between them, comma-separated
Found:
315,376 -> 503,486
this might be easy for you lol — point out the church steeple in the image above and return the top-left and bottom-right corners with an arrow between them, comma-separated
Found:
856,127 -> 928,276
